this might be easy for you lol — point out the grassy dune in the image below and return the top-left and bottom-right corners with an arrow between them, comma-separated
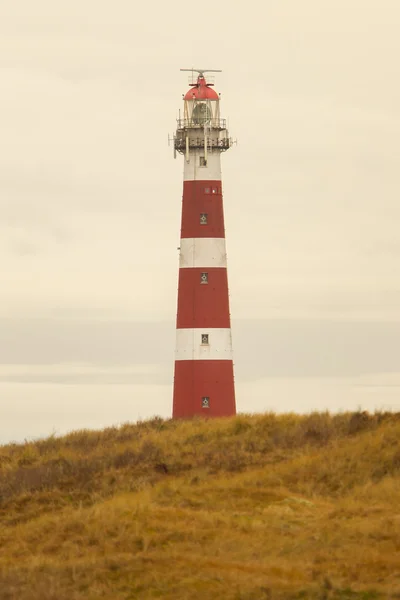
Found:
1,411 -> 400,599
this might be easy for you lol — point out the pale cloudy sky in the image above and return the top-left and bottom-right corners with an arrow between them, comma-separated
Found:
1,0 -> 399,443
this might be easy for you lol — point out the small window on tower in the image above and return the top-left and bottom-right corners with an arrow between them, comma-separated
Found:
212,187 -> 218,194
200,156 -> 207,167
200,213 -> 208,225
200,272 -> 208,284
204,187 -> 210,194
202,397 -> 210,409
201,334 -> 209,345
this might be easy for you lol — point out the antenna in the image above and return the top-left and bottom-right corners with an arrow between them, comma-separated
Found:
180,68 -> 222,77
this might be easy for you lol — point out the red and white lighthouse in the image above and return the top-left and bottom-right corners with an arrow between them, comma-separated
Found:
172,69 -> 236,418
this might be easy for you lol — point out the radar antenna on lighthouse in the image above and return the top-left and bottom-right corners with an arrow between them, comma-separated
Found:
180,68 -> 222,87
180,68 -> 222,73
171,69 -> 236,418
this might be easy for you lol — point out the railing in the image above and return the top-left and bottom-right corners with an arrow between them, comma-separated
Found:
176,118 -> 227,130
187,74 -> 216,86
174,137 -> 232,152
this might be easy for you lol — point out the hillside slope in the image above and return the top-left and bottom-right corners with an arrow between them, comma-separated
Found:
1,411 -> 400,599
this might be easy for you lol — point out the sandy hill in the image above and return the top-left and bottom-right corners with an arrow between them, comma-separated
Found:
1,411 -> 400,599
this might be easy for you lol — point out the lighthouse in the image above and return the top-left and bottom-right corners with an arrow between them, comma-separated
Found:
171,69 -> 236,418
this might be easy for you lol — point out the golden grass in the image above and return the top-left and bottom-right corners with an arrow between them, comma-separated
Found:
1,411 -> 400,599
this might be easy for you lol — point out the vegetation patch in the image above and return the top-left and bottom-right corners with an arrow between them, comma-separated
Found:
0,411 -> 399,599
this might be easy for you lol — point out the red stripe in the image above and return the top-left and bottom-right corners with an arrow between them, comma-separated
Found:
176,268 -> 231,329
181,180 -> 225,238
173,360 -> 236,418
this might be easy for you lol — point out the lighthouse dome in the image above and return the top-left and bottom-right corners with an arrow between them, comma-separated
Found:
184,75 -> 219,101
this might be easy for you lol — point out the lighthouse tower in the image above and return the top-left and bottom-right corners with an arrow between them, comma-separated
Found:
172,69 -> 236,418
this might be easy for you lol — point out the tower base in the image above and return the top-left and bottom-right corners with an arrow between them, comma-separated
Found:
173,360 -> 236,418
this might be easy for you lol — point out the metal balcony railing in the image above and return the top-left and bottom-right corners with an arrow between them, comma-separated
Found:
186,74 -> 216,86
174,137 -> 232,153
176,118 -> 227,130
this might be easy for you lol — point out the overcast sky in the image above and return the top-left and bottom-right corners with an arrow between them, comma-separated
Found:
1,0 -> 399,444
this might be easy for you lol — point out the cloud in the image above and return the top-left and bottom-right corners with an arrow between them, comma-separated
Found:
0,363 -> 169,385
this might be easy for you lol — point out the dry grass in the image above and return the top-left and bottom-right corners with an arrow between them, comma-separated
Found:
1,411 -> 400,599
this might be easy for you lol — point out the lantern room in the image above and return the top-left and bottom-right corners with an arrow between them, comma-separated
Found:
182,73 -> 221,127
171,69 -> 233,157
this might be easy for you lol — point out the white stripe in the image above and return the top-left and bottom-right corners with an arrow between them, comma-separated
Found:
175,328 -> 233,361
184,151 -> 222,181
179,238 -> 227,268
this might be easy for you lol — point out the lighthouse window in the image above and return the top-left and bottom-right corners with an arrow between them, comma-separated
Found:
200,272 -> 208,284
212,187 -> 218,194
201,334 -> 209,345
204,187 -> 210,194
199,156 -> 207,167
200,213 -> 208,225
202,397 -> 210,409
